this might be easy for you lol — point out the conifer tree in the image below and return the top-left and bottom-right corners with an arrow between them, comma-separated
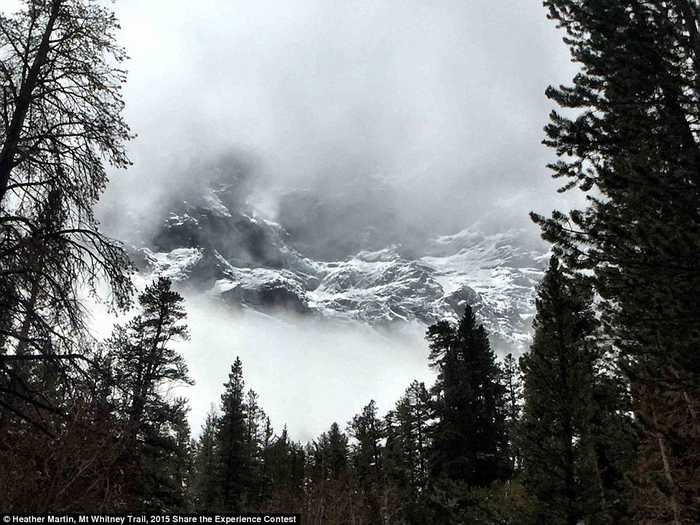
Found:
500,353 -> 523,477
0,0 -> 133,416
263,426 -> 305,512
315,422 -> 350,482
139,399 -> 194,511
110,278 -> 191,446
384,381 -> 431,523
216,357 -> 250,512
193,408 -> 220,511
519,257 -> 602,525
0,3 -> 134,504
244,388 -> 269,509
585,363 -> 637,524
348,400 -> 384,522
106,277 -> 192,510
533,2 -> 700,521
427,306 -> 510,488
306,422 -> 353,522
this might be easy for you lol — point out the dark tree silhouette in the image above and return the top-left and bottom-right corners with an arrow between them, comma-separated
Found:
0,0 -> 133,427
427,306 -> 510,488
106,277 -> 192,510
216,356 -> 251,512
533,2 -> 700,521
519,258 -> 600,525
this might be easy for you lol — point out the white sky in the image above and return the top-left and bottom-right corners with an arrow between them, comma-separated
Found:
107,0 -> 580,236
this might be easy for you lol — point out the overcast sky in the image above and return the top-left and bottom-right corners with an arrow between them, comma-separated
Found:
91,0 -> 580,439
103,0 -> 578,238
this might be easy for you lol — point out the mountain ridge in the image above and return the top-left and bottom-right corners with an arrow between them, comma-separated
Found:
132,184 -> 548,354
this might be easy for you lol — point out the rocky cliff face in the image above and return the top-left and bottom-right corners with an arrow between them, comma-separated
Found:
133,183 -> 548,354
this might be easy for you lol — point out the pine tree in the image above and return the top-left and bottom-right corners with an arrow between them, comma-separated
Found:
519,257 -> 602,525
106,277 -> 192,510
216,356 -> 250,512
244,388 -> 269,509
585,361 -> 637,524
0,0 -> 133,418
193,407 -> 220,511
348,400 -> 384,522
427,306 -> 510,488
0,184 -> 71,431
533,2 -> 700,521
306,422 -> 353,523
500,353 -> 523,476
139,399 -> 194,511
383,381 -> 432,523
315,422 -> 350,482
0,1 -> 134,507
111,278 -> 191,446
263,426 -> 305,512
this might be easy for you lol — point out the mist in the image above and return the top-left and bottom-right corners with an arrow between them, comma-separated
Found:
89,289 -> 434,441
95,0 -> 579,439
181,298 -> 433,441
102,0 -> 579,243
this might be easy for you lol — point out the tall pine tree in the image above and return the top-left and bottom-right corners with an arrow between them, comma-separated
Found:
384,381 -> 432,523
533,2 -> 700,521
519,257 -> 627,524
106,277 -> 193,511
216,356 -> 250,512
348,400 -> 384,522
427,306 -> 510,488
500,353 -> 523,477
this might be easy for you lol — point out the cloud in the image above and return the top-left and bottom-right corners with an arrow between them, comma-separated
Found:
92,0 -> 583,438
87,286 -> 435,442
174,297 -> 434,441
102,0 -> 580,240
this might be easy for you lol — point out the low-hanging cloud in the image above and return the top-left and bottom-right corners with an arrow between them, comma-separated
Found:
165,296 -> 434,442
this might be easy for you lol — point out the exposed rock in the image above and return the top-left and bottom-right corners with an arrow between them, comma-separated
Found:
136,185 -> 548,354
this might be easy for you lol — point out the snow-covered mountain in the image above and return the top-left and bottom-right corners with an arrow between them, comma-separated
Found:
132,183 -> 548,354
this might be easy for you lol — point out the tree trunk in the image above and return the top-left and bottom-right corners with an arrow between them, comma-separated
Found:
0,0 -> 62,206
652,404 -> 682,525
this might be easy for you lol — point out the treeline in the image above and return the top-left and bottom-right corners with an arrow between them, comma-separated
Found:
177,266 -> 638,524
1,0 -> 699,523
186,305 -> 519,522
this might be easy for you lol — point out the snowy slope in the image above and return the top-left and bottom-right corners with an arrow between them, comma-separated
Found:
134,185 -> 547,354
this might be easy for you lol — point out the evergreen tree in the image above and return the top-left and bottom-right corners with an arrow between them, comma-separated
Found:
192,407 -> 220,511
585,362 -> 637,524
0,0 -> 133,418
500,353 -> 523,476
257,415 -> 274,507
263,426 -> 305,512
315,422 -> 350,481
244,388 -> 269,509
306,423 -> 353,523
216,356 -> 250,512
0,1 -> 134,509
427,306 -> 510,488
139,399 -> 194,511
519,257 -> 611,524
0,184 -> 71,432
111,278 -> 191,446
533,2 -> 700,521
348,400 -> 384,522
106,277 -> 192,511
384,381 -> 432,523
